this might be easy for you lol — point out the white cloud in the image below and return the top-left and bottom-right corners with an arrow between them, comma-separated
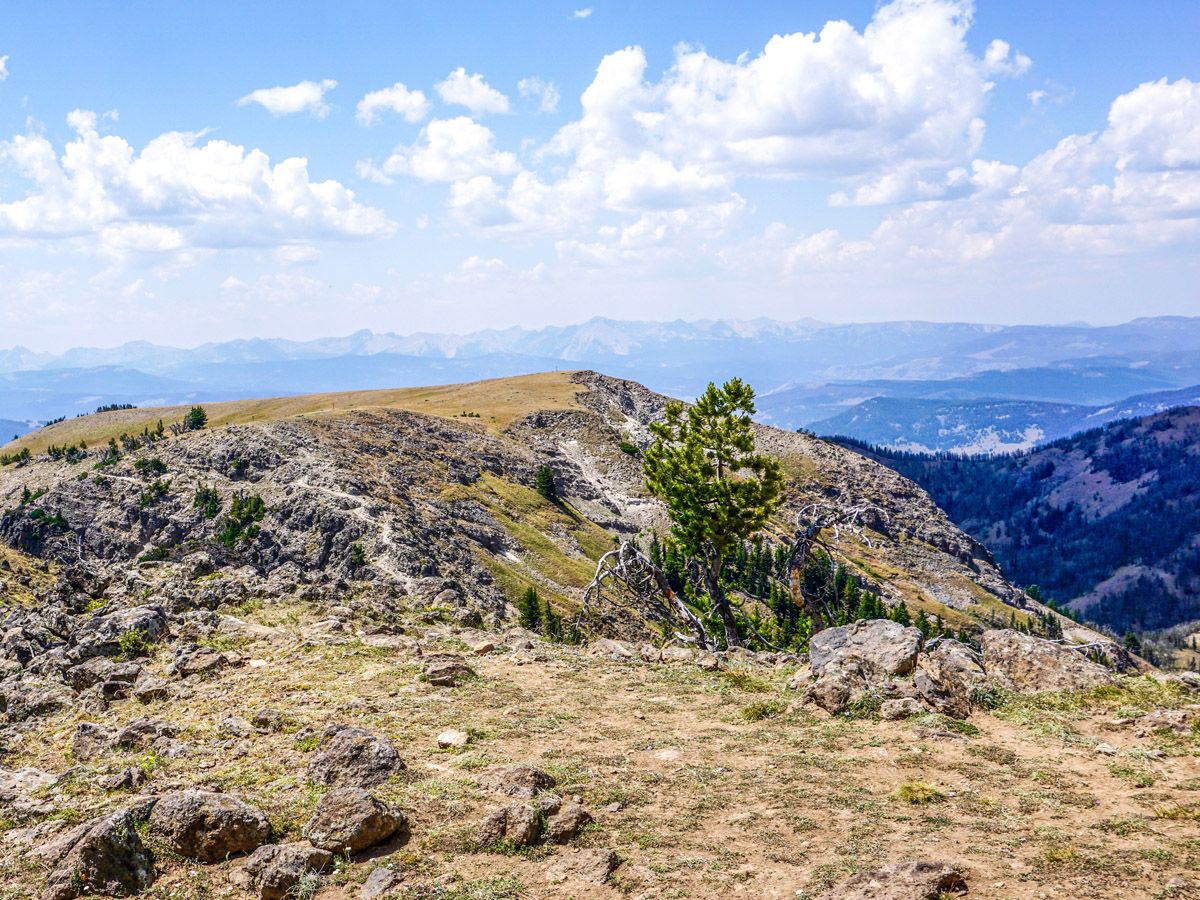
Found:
0,56 -> 8,81
435,68 -> 510,115
356,82 -> 430,125
275,244 -> 320,265
0,110 -> 393,256
369,116 -> 520,182
518,77 -> 561,114
573,8 -> 593,19
982,39 -> 1031,77
238,79 -> 337,118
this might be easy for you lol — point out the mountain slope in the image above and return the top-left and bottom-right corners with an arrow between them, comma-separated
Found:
0,371 -> 1073,641
840,406 -> 1200,633
810,384 -> 1200,453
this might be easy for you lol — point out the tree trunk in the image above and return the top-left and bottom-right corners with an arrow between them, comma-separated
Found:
707,565 -> 741,648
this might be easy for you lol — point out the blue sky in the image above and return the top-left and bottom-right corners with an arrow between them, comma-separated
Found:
1,0 -> 1198,350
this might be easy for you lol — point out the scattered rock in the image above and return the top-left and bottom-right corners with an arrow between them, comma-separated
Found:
880,698 -> 923,721
477,763 -> 556,798
100,766 -> 147,792
71,722 -> 117,761
43,807 -> 156,900
302,786 -> 406,853
437,728 -> 470,749
220,716 -> 254,738
546,802 -> 593,843
815,860 -> 967,899
131,673 -> 172,703
232,842 -> 332,900
0,678 -> 76,722
544,847 -> 618,884
1095,742 -> 1117,756
589,638 -> 635,659
421,653 -> 476,687
360,866 -> 404,899
805,657 -> 868,714
307,725 -> 405,788
64,658 -> 142,697
980,629 -> 1113,693
147,790 -> 271,862
476,802 -> 541,848
809,620 -> 923,679
251,708 -> 287,732
1133,708 -> 1193,736
72,605 -> 167,660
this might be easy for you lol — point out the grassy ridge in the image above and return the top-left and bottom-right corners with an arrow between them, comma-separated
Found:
1,371 -> 587,457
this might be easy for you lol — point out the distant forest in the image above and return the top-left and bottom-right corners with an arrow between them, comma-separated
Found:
836,407 -> 1200,635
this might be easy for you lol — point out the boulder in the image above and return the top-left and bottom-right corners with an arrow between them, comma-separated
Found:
809,620 -> 922,679
421,653 -> 476,687
360,866 -> 403,898
147,790 -> 271,862
880,698 -> 923,721
915,639 -> 985,719
476,802 -> 541,848
805,657 -> 868,714
544,848 -> 618,884
0,678 -> 76,721
0,766 -> 58,817
306,726 -> 405,788
72,605 -> 167,660
43,808 -> 156,900
64,659 -> 142,695
815,860 -> 966,899
477,763 -> 556,798
302,787 -> 406,853
980,629 -> 1113,693
437,728 -> 470,749
169,644 -> 229,678
589,638 -> 635,659
546,802 -> 593,843
232,842 -> 332,900
71,722 -> 118,761
131,673 -> 172,703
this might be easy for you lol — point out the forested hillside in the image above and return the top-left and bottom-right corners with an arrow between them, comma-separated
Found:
839,407 -> 1200,635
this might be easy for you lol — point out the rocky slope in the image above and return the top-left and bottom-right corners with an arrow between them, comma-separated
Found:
0,371 -> 1074,639
4,371 -> 1200,899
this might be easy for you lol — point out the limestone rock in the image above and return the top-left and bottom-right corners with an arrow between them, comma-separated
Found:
421,653 -> 476,687
306,725 -> 405,788
147,790 -> 271,862
302,787 -> 406,853
546,802 -> 593,843
809,620 -> 922,679
476,802 -> 541,848
477,763 -> 556,798
980,629 -> 1112,693
880,698 -> 923,721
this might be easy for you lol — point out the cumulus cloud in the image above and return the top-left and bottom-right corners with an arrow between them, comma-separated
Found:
518,77 -> 560,113
435,68 -> 510,115
238,79 -> 337,117
365,116 -> 519,183
356,82 -> 430,125
982,39 -> 1031,76
0,56 -> 8,81
0,110 -> 393,257
573,8 -> 593,19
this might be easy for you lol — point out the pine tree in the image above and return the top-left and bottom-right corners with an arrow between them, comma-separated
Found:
185,405 -> 208,431
542,597 -> 563,640
642,378 -> 784,648
892,601 -> 912,627
517,587 -> 542,632
535,465 -> 558,502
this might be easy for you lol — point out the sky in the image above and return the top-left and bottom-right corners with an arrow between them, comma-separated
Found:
0,0 -> 1198,351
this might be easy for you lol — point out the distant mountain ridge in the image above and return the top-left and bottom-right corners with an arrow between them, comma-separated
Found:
5,316 -> 1200,448
811,385 -> 1200,453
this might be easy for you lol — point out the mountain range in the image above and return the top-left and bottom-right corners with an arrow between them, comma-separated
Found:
5,316 -> 1200,453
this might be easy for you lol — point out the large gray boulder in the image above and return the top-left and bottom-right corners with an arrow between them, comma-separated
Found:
979,629 -> 1113,693
306,726 -> 405,788
0,678 -> 76,721
147,790 -> 270,862
915,638 -> 986,718
476,802 -> 542,848
302,787 -> 406,853
72,605 -> 167,660
810,620 -> 923,680
42,807 -> 156,900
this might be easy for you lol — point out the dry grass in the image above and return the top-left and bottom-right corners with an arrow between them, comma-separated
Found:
2,371 -> 588,456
